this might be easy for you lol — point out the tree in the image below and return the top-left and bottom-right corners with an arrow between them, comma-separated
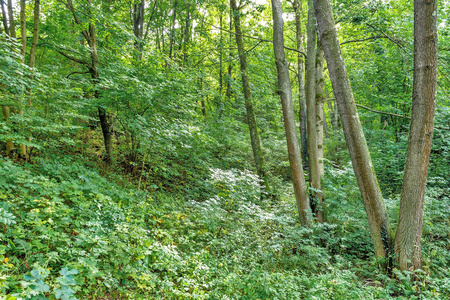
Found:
62,0 -> 113,163
271,0 -> 311,226
230,0 -> 270,195
291,0 -> 308,169
394,0 -> 437,271
306,0 -> 323,222
313,0 -> 393,258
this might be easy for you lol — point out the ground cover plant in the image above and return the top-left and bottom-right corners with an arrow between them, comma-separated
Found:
1,0 -> 450,299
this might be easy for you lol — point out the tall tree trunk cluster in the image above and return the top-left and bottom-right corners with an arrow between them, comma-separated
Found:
312,0 -> 437,270
271,0 -> 311,226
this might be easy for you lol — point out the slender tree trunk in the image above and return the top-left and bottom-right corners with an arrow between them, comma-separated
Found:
7,0 -> 15,38
182,8 -> 191,62
306,0 -> 323,222
19,0 -> 26,62
271,0 -> 311,225
325,87 -> 337,131
66,0 -> 113,163
313,0 -> 393,259
315,38 -> 325,176
225,8 -> 233,100
1,0 -> 11,154
1,0 -> 8,35
219,13 -> 223,94
2,106 -> 13,156
394,0 -> 437,271
323,108 -> 329,138
231,0 -> 270,195
293,0 -> 308,170
168,0 -> 178,59
28,0 -> 40,106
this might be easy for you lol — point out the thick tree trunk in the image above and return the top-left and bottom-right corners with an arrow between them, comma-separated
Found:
315,39 -> 325,176
231,0 -> 270,195
313,0 -> 392,258
293,0 -> 308,170
271,0 -> 311,225
394,0 -> 437,271
306,0 -> 323,222
132,0 -> 145,56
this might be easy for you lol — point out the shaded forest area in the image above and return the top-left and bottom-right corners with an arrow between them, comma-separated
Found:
0,0 -> 449,299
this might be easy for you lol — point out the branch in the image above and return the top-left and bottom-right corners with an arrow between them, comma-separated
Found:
355,103 -> 410,119
56,49 -> 90,67
143,0 -> 159,41
325,98 -> 450,131
66,71 -> 90,78
340,35 -> 385,46
202,20 -> 307,58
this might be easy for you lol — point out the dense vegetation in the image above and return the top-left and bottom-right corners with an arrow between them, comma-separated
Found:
0,0 -> 449,299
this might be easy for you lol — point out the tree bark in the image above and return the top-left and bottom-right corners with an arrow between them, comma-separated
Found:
292,0 -> 308,170
132,0 -> 145,56
231,0 -> 270,195
6,0 -> 15,38
306,0 -> 323,222
394,0 -> 437,271
65,0 -> 113,163
1,0 -> 8,36
271,0 -> 311,225
315,38 -> 325,176
313,0 -> 392,258
168,0 -> 178,59
1,0 -> 12,154
19,0 -> 26,62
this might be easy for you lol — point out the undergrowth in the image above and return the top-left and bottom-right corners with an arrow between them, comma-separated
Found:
0,153 -> 448,299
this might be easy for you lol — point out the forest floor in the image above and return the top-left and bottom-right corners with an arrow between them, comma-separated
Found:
0,146 -> 449,299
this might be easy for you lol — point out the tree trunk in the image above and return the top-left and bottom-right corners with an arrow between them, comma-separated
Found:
66,0 -> 113,163
394,0 -> 437,271
1,0 -> 8,36
313,0 -> 392,259
6,0 -> 15,38
231,0 -> 270,195
225,8 -> 233,100
132,0 -> 145,56
271,0 -> 311,225
1,0 -> 11,154
306,0 -> 323,222
168,0 -> 178,59
315,38 -> 325,176
293,0 -> 308,170
19,0 -> 26,62
2,106 -> 13,155
29,0 -> 40,67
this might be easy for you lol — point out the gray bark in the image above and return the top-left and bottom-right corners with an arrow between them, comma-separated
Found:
394,0 -> 437,271
306,0 -> 323,222
292,0 -> 308,170
1,0 -> 8,35
313,0 -> 392,258
7,0 -> 15,38
271,0 -> 311,225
